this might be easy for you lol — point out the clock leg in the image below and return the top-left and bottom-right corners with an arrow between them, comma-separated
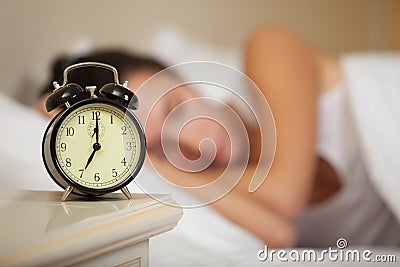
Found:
121,186 -> 132,200
61,186 -> 74,201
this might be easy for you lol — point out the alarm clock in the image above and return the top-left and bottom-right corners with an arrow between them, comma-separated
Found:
42,62 -> 146,201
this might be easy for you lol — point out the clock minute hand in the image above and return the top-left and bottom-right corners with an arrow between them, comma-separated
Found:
84,143 -> 101,170
84,149 -> 96,170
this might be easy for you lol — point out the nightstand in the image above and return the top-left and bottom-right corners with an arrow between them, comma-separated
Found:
0,190 -> 182,266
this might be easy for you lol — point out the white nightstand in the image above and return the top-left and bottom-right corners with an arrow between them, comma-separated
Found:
0,190 -> 182,267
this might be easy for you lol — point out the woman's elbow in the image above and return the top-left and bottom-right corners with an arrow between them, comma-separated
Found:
256,176 -> 310,220
259,219 -> 297,248
277,193 -> 308,220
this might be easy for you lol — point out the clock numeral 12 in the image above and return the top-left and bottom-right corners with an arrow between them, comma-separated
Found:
92,111 -> 101,120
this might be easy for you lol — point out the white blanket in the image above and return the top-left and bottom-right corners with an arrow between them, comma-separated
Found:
342,53 -> 400,222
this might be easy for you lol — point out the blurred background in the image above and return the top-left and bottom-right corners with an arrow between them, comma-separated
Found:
0,0 -> 399,104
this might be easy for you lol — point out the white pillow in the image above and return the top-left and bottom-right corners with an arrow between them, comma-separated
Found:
343,53 -> 400,222
0,94 -> 59,191
149,26 -> 257,124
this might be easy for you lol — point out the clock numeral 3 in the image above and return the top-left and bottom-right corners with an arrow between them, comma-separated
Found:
126,141 -> 132,151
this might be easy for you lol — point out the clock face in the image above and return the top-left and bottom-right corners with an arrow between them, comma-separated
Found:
51,100 -> 144,191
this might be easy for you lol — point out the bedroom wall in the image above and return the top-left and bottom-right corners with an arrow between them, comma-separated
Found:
0,0 -> 396,104
392,0 -> 400,50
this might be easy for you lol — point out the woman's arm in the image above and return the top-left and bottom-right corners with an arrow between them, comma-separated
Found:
242,26 -> 320,218
148,156 -> 297,248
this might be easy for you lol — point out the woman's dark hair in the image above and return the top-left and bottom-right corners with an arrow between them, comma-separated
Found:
41,49 -> 166,96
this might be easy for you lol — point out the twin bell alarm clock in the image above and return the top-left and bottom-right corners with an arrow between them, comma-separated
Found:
42,62 -> 146,201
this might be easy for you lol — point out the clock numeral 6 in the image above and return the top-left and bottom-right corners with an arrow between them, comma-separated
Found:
94,173 -> 100,182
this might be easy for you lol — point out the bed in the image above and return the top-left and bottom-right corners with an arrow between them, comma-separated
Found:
1,28 -> 400,266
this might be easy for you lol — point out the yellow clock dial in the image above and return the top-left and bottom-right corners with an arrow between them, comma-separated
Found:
54,102 -> 142,190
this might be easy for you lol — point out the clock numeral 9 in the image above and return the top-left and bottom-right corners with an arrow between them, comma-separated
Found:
94,173 -> 100,182
66,127 -> 75,136
60,143 -> 67,152
112,168 -> 118,177
65,158 -> 72,167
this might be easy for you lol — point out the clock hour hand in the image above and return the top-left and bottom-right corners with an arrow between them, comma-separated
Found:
84,143 -> 101,169
91,127 -> 97,138
95,113 -> 99,144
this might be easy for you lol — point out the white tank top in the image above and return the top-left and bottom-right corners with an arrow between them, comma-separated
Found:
294,83 -> 400,247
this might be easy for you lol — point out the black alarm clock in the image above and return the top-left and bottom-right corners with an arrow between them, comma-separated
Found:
42,62 -> 146,201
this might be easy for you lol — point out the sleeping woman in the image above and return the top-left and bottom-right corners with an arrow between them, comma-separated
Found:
34,26 -> 400,248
